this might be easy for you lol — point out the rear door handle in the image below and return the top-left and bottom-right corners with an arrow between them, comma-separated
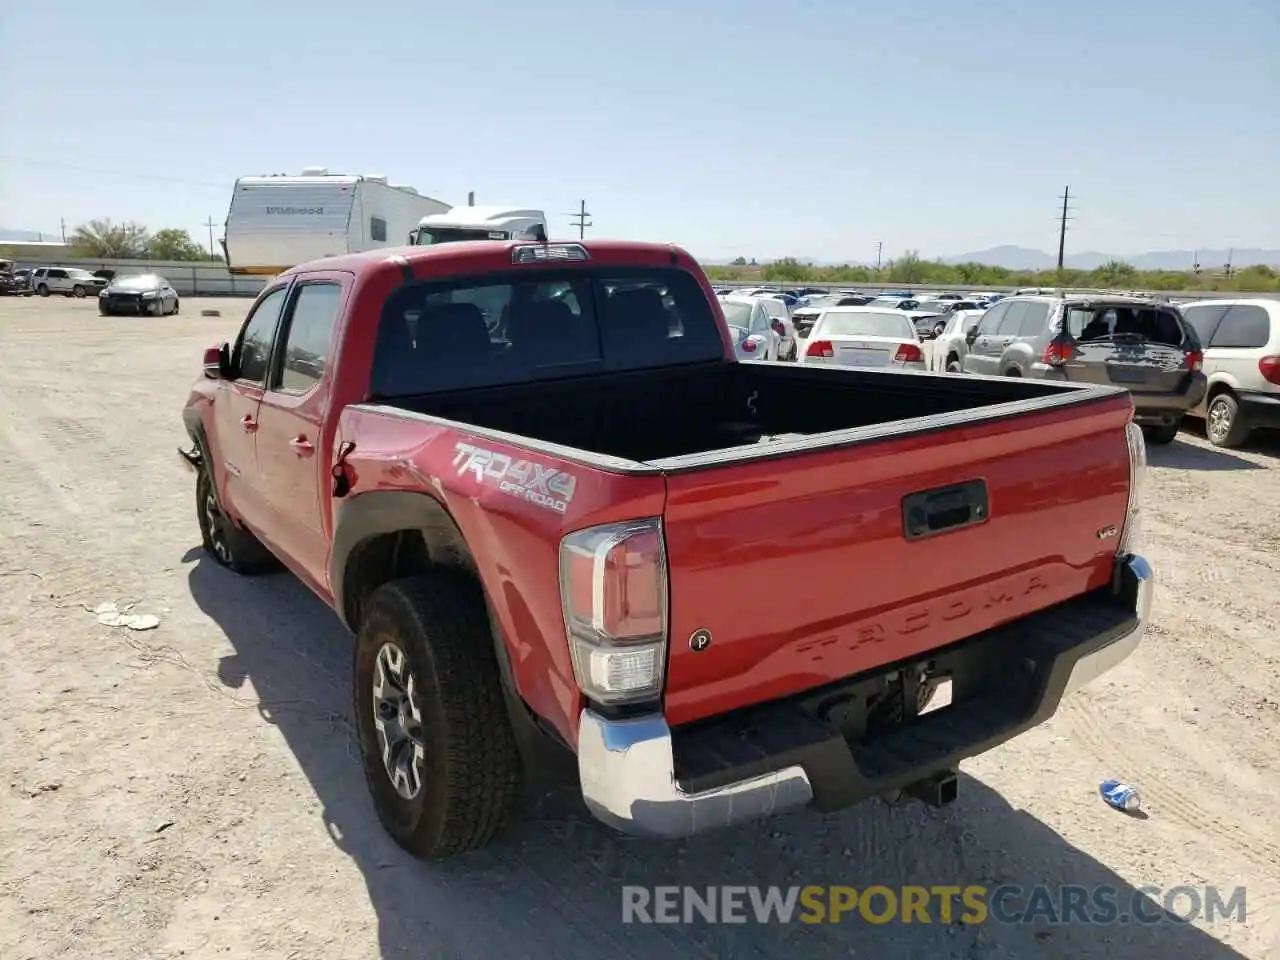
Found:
240,414 -> 257,432
289,436 -> 314,456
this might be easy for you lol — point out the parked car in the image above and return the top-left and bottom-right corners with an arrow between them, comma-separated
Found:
30,266 -> 109,298
99,274 -> 181,316
0,262 -> 33,296
961,295 -> 1206,444
721,294 -> 796,359
797,307 -> 926,370
180,238 -> 1152,860
916,300 -> 989,338
720,297 -> 782,361
1179,298 -> 1280,447
928,310 -> 986,372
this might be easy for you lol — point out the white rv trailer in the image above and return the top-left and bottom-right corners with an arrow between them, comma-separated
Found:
408,205 -> 549,246
222,167 -> 451,275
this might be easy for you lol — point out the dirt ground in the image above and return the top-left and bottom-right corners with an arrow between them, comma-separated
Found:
1,295 -> 1277,960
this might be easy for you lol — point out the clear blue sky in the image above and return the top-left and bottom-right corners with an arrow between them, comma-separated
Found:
2,0 -> 1277,262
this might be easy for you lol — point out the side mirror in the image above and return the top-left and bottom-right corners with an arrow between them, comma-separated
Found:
406,232 -> 416,245
203,342 -> 231,379
966,331 -> 979,346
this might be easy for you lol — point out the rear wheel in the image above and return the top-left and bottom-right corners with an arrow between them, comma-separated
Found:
1142,422 -> 1181,445
36,284 -> 49,297
1004,367 -> 1022,377
354,575 -> 522,860
1206,392 -> 1251,448
172,299 -> 180,315
946,355 -> 962,373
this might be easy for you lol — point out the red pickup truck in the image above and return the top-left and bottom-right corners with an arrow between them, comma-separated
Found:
181,240 -> 1154,860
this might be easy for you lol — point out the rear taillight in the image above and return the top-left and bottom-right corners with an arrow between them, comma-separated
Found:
1186,349 -> 1204,372
1118,421 -> 1146,556
807,339 -> 834,359
1259,355 -> 1280,385
560,519 -> 668,705
895,343 -> 923,363
1042,340 -> 1077,366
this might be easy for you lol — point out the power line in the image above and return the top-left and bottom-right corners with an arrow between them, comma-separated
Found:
0,154 -> 226,188
202,216 -> 219,257
568,200 -> 592,240
1056,185 -> 1074,270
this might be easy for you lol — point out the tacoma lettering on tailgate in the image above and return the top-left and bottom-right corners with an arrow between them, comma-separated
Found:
452,442 -> 578,514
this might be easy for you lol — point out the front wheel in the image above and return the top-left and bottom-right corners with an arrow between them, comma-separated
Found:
36,284 -> 49,297
354,575 -> 522,860
72,285 -> 86,298
1206,392 -> 1251,448
172,299 -> 180,315
195,465 -> 274,573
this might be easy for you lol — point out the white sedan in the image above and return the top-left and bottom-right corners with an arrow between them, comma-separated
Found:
796,307 -> 925,370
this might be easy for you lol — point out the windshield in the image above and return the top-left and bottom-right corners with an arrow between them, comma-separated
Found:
112,275 -> 161,290
818,311 -> 916,339
416,227 -> 509,245
720,301 -> 753,328
68,269 -> 96,279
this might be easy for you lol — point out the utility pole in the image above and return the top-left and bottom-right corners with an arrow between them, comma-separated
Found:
60,218 -> 67,243
202,216 -> 218,257
875,241 -> 883,271
1056,186 -> 1073,271
569,200 -> 592,240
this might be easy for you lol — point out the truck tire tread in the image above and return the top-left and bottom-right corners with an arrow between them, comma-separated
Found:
354,574 -> 522,860
195,467 -> 276,574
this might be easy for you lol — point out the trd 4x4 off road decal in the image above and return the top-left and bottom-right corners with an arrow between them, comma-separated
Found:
452,442 -> 578,514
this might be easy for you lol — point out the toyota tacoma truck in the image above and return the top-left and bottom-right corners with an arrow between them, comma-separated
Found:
180,239 -> 1154,860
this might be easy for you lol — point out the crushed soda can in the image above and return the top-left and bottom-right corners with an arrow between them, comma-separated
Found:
1100,779 -> 1142,813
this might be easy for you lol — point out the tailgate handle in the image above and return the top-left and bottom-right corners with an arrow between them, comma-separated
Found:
902,480 -> 988,540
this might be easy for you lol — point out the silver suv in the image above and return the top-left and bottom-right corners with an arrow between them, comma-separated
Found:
30,266 -> 108,298
962,294 -> 1207,444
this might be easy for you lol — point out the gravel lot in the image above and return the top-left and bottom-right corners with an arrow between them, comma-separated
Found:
1,295 -> 1278,960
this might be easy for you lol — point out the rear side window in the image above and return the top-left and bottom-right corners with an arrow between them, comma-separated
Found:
276,283 -> 342,394
995,301 -> 1030,334
1181,304 -> 1229,344
1209,305 -> 1270,349
371,267 -> 723,397
1016,302 -> 1051,337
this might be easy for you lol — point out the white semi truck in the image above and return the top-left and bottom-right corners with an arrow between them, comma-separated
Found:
221,168 -> 451,275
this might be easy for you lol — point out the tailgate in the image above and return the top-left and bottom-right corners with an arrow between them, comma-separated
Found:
1066,338 -> 1192,395
660,395 -> 1134,727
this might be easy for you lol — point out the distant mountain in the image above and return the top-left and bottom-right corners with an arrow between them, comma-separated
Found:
942,246 -> 1280,271
0,227 -> 62,243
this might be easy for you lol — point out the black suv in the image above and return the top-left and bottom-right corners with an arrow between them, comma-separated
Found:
962,295 -> 1207,444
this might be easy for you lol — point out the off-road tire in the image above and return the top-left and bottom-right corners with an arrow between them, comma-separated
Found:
1206,392 -> 1251,448
1142,422 -> 1181,445
195,466 -> 275,574
354,575 -> 523,860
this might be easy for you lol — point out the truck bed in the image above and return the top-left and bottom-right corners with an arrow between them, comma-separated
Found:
378,361 -> 1099,467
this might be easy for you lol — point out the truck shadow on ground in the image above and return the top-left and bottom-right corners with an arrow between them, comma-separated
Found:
1149,438 -> 1265,471
189,558 -> 1249,960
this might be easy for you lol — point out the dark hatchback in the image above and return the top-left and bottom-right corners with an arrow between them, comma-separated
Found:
99,274 -> 180,316
963,295 -> 1206,444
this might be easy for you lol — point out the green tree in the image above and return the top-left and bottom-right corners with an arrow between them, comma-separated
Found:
1090,259 -> 1138,287
731,256 -> 747,266
887,249 -> 927,283
70,219 -> 150,258
147,228 -> 209,261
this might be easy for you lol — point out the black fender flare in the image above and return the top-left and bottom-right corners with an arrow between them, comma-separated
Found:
329,490 -> 478,632
183,407 -> 210,462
